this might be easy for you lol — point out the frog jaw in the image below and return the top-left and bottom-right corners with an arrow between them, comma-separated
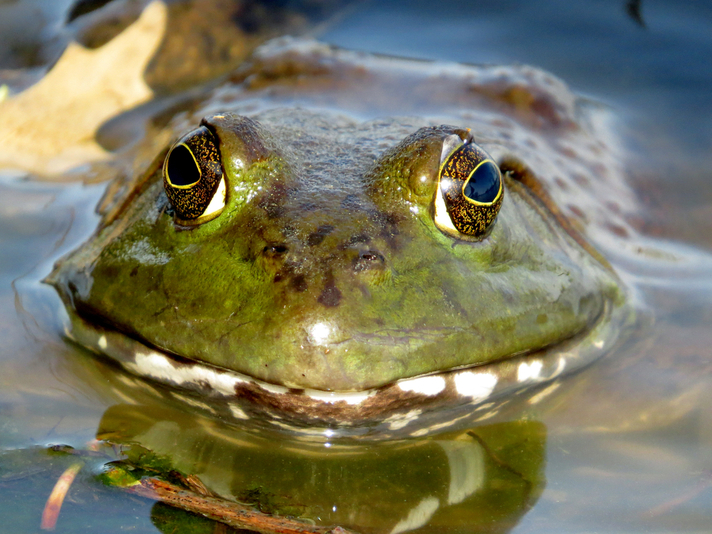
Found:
61,297 -> 630,439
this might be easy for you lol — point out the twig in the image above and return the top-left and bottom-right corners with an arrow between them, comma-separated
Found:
41,462 -> 84,530
127,477 -> 359,534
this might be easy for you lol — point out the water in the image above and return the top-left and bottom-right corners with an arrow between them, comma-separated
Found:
1,1 -> 712,533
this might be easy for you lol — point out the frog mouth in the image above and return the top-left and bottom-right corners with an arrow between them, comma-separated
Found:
60,298 -> 631,439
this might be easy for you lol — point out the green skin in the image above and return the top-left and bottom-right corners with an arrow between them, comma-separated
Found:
50,109 -> 622,392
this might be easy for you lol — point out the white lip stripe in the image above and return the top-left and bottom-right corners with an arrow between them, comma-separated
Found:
517,360 -> 543,383
304,390 -> 374,405
64,294 -> 627,438
127,351 -> 245,397
398,375 -> 446,396
453,371 -> 498,400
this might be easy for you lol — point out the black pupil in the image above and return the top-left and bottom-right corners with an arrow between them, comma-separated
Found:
167,144 -> 200,187
463,161 -> 500,203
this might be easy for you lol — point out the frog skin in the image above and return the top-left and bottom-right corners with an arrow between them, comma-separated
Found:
47,39 -> 632,437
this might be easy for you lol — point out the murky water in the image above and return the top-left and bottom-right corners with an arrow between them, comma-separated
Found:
1,1 -> 711,533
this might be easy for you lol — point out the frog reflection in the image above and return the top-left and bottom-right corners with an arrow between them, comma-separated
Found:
97,400 -> 546,534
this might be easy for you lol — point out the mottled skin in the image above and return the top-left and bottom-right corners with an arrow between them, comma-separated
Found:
50,108 -> 622,392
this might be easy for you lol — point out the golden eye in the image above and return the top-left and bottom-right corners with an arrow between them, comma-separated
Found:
163,126 -> 226,225
433,135 -> 503,239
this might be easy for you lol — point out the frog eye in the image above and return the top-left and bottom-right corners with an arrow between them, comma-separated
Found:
433,135 -> 504,240
163,126 -> 226,224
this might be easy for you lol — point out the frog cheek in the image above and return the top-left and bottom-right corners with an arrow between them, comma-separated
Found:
433,138 -> 504,240
163,125 -> 227,225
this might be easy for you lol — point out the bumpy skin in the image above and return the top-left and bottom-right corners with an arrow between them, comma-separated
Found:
49,109 -> 622,391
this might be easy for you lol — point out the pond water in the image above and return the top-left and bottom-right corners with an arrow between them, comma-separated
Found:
1,1 -> 712,533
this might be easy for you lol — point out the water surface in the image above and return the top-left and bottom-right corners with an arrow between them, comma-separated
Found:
1,1 -> 711,533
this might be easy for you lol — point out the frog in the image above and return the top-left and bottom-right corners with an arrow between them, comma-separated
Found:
46,38 -> 634,438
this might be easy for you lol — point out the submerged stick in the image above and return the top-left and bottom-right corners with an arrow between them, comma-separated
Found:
127,477 -> 358,534
41,462 -> 84,530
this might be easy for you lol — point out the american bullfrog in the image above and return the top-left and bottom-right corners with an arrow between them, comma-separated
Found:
47,38 -> 632,437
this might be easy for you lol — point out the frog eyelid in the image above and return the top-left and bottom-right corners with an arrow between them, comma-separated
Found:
196,176 -> 227,220
461,159 -> 503,207
165,142 -> 202,190
438,134 -> 465,170
433,172 -> 459,235
434,137 -> 465,236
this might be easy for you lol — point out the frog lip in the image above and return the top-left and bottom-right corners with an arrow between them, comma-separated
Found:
61,299 -> 630,439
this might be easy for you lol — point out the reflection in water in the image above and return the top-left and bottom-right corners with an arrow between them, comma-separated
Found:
96,399 -> 546,534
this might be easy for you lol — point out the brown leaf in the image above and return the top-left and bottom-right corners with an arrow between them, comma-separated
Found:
0,1 -> 167,175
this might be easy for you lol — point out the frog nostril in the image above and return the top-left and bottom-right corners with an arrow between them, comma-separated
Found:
354,250 -> 385,272
291,275 -> 308,292
264,244 -> 288,255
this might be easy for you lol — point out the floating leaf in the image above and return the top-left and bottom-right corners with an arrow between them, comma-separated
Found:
0,1 -> 167,175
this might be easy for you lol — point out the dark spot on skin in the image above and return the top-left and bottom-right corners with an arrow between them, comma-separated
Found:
291,275 -> 308,292
573,173 -> 590,187
382,213 -> 401,226
554,177 -> 569,191
529,94 -> 566,129
318,274 -> 342,307
307,225 -> 334,246
265,204 -> 285,219
560,146 -> 578,159
606,223 -> 630,238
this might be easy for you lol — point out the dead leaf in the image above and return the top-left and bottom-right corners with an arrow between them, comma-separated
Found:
0,1 -> 167,175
